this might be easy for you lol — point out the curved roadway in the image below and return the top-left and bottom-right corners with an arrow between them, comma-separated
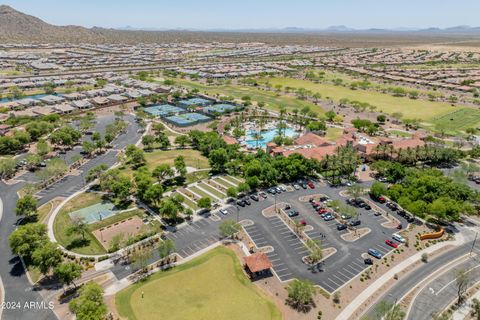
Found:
0,114 -> 140,320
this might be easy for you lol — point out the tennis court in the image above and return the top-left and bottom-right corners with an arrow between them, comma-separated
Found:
165,112 -> 211,126
178,98 -> 213,107
68,201 -> 122,224
144,104 -> 184,117
204,103 -> 237,114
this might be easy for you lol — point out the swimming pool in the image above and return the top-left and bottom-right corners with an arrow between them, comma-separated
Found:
244,127 -> 297,149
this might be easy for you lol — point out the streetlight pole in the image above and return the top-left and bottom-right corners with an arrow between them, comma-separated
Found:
274,193 -> 277,213
236,205 -> 239,223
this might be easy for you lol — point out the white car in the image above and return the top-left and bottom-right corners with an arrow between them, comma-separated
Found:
219,209 -> 228,215
392,233 -> 406,243
293,184 -> 300,190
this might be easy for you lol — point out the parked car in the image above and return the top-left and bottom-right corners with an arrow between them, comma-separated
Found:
259,192 -> 267,199
405,215 -> 415,223
336,223 -> 348,231
301,182 -> 308,189
279,186 -> 287,192
293,184 -> 300,190
250,194 -> 259,201
392,233 -> 406,243
236,200 -> 246,207
364,204 -> 372,210
324,214 -> 334,221
368,248 -> 382,259
364,258 -> 373,265
377,197 -> 386,204
288,210 -> 299,218
219,209 -> 228,215
319,196 -> 329,203
341,214 -> 352,220
317,208 -> 328,214
275,187 -> 282,193
396,223 -> 403,230
299,219 -> 307,226
349,220 -> 361,227
373,211 -> 382,216
397,210 -> 407,217
386,202 -> 398,211
268,188 -> 277,194
385,239 -> 398,248
307,181 -> 315,189
243,199 -> 251,205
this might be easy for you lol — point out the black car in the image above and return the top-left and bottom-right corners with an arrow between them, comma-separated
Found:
243,199 -> 251,205
268,188 -> 277,194
236,200 -> 246,207
397,210 -> 407,217
386,202 -> 398,211
364,258 -> 373,265
250,194 -> 259,201
405,215 -> 415,223
349,220 -> 361,227
319,196 -> 329,202
285,204 -> 291,210
336,223 -> 348,231
364,204 -> 372,210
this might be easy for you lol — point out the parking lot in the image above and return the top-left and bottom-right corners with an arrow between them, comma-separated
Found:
228,180 -> 408,293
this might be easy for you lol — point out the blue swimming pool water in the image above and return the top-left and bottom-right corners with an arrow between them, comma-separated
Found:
245,127 -> 297,148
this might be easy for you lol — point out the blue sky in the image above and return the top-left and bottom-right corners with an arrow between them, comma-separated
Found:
2,0 -> 480,30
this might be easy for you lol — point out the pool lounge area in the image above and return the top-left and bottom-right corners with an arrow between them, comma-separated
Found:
243,127 -> 297,149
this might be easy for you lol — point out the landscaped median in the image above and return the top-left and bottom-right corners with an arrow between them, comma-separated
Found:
115,246 -> 281,320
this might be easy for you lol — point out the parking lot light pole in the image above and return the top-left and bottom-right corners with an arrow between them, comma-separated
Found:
274,193 -> 277,213
236,205 -> 239,223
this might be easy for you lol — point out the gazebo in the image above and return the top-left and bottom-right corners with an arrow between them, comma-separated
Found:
244,252 -> 273,279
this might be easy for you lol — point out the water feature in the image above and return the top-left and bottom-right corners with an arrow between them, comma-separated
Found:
244,127 -> 297,149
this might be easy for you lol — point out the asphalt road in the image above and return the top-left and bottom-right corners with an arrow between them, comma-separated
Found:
0,114 -> 141,320
407,254 -> 480,320
363,239 -> 480,319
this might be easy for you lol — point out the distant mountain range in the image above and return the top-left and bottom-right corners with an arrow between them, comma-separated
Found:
1,4 -> 480,44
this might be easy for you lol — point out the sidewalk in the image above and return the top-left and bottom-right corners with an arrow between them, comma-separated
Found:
336,234 -> 465,320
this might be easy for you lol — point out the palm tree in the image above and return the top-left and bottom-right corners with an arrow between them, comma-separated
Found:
253,132 -> 263,148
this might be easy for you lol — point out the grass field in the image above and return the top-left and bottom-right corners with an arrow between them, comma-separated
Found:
115,247 -> 281,320
386,130 -> 413,138
145,149 -> 210,170
262,77 -> 463,121
197,182 -> 226,199
188,186 -> 213,200
324,127 -> 343,142
174,79 -> 324,115
53,192 -> 107,255
429,108 -> 480,134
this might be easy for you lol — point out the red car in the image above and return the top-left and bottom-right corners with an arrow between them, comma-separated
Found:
385,239 -> 398,248
378,197 -> 386,204
307,181 -> 315,189
299,219 -> 307,226
317,208 -> 328,214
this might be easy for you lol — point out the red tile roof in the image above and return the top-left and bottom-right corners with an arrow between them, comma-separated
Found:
295,132 -> 330,147
391,138 -> 425,150
283,145 -> 337,161
244,252 -> 273,273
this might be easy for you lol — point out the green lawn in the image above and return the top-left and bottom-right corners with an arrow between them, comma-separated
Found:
188,186 -> 213,200
185,170 -> 210,185
213,177 -> 237,189
222,175 -> 242,186
145,149 -> 210,170
53,192 -> 106,255
262,77 -> 464,121
387,130 -> 413,138
429,108 -> 480,134
115,247 -> 281,320
174,78 -> 324,115
172,191 -> 198,210
197,182 -> 226,199
324,127 -> 343,142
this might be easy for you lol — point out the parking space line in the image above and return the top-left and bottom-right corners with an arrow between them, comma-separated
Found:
333,274 -> 347,284
342,267 -> 356,277
286,238 -> 299,242
296,249 -> 309,255
270,258 -> 281,262
273,263 -> 285,267
293,245 -> 305,250
347,264 -> 363,273
333,271 -> 351,282
320,281 -> 336,292
275,268 -> 288,273
328,278 -> 342,287
280,230 -> 292,235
